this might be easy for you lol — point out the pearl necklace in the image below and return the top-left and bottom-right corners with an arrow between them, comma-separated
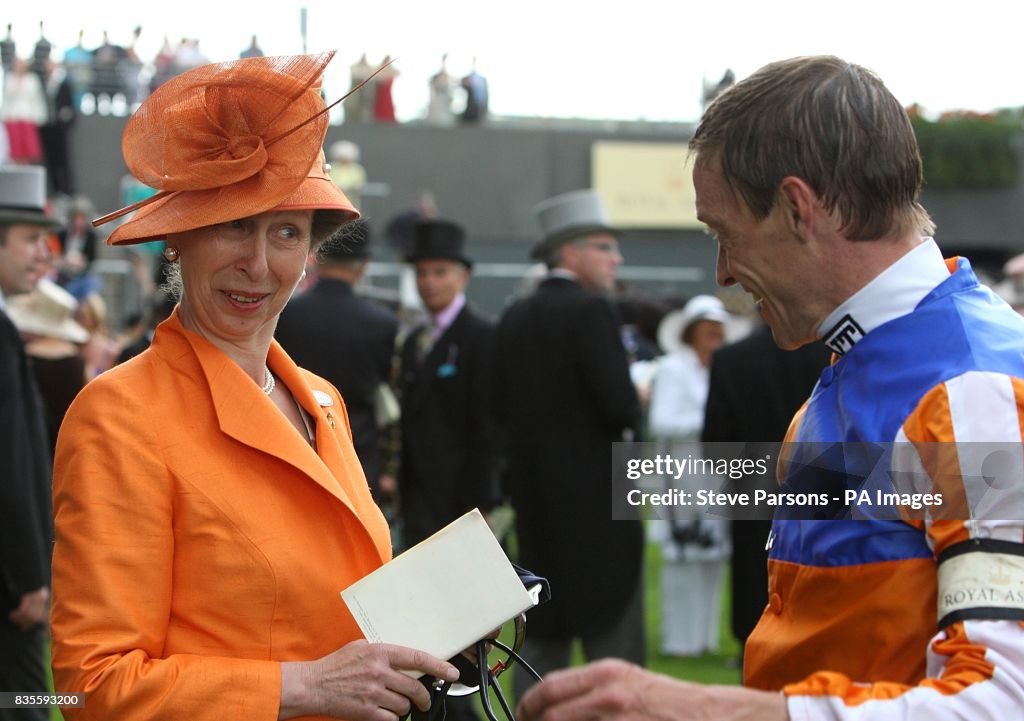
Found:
262,366 -> 276,395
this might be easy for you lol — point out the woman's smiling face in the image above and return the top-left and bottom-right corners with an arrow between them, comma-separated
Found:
172,209 -> 313,347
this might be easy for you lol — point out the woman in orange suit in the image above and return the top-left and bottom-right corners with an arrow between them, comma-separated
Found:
50,54 -> 459,721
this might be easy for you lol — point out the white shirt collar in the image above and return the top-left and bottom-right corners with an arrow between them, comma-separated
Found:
0,287 -> 6,311
817,238 -> 950,356
547,268 -> 578,282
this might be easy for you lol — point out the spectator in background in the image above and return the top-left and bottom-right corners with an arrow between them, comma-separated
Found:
90,31 -> 127,110
40,59 -> 76,196
30,22 -> 52,80
2,58 -> 47,164
495,189 -> 644,702
373,56 -> 398,123
63,31 -> 93,108
75,290 -> 121,377
148,36 -> 177,94
617,293 -> 663,364
121,26 -> 145,107
395,219 -> 501,552
385,191 -> 439,312
328,140 -> 367,211
0,165 -> 59,721
172,38 -> 207,72
460,57 -> 489,124
55,196 -> 99,299
240,35 -> 264,59
426,53 -> 455,125
275,221 -> 399,502
7,278 -> 89,455
647,295 -> 732,658
0,24 -> 15,73
346,52 -> 373,123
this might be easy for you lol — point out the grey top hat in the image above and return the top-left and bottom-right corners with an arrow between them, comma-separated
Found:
0,166 -> 61,228
530,189 -> 616,260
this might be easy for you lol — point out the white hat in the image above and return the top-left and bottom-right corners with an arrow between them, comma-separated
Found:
7,279 -> 90,344
329,140 -> 361,163
657,294 -> 730,353
530,189 -> 617,260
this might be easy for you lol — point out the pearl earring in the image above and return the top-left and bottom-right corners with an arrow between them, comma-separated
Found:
163,246 -> 180,263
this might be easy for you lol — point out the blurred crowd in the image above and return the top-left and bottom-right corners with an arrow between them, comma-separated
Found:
0,22 -> 491,140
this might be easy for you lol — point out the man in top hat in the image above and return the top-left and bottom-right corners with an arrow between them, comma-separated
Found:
395,218 -> 501,552
276,220 -> 399,500
0,165 -> 58,721
494,189 -> 644,701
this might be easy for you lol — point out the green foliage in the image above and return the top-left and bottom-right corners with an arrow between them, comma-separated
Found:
912,115 -> 1019,189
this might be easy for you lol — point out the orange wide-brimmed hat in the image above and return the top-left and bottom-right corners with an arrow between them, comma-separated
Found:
95,52 -> 359,246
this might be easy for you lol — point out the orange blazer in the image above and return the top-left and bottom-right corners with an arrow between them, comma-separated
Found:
51,310 -> 392,721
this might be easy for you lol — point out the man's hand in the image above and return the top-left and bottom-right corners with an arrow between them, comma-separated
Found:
517,659 -> 788,721
9,586 -> 50,631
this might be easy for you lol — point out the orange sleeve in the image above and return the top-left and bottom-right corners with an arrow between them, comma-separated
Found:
51,380 -> 281,721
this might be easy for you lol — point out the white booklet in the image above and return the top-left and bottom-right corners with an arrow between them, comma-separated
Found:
341,508 -> 536,674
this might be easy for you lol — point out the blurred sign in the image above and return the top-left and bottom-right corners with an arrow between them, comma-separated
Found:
592,141 -> 701,229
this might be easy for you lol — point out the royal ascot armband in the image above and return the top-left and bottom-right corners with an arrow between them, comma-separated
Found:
937,539 -> 1024,629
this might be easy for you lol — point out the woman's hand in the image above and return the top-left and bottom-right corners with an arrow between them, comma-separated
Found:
279,639 -> 460,721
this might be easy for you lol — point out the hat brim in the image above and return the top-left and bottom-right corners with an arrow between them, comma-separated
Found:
8,312 -> 90,344
657,307 -> 730,354
0,210 -> 62,229
106,173 -> 358,245
529,223 -> 618,261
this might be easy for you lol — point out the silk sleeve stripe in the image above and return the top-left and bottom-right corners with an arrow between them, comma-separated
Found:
898,389 -> 972,520
900,372 -> 1024,522
946,371 -> 1021,443
945,372 -> 1024,522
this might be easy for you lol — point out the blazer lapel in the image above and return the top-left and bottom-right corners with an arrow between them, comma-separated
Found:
408,308 -> 467,410
175,318 -> 360,514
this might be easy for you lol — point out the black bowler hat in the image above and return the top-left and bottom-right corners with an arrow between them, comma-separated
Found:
405,219 -> 473,268
319,219 -> 373,261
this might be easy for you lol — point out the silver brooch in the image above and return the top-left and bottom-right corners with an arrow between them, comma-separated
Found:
313,390 -> 334,407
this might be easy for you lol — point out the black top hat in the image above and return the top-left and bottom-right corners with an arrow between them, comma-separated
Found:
406,219 -> 472,268
319,219 -> 373,261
